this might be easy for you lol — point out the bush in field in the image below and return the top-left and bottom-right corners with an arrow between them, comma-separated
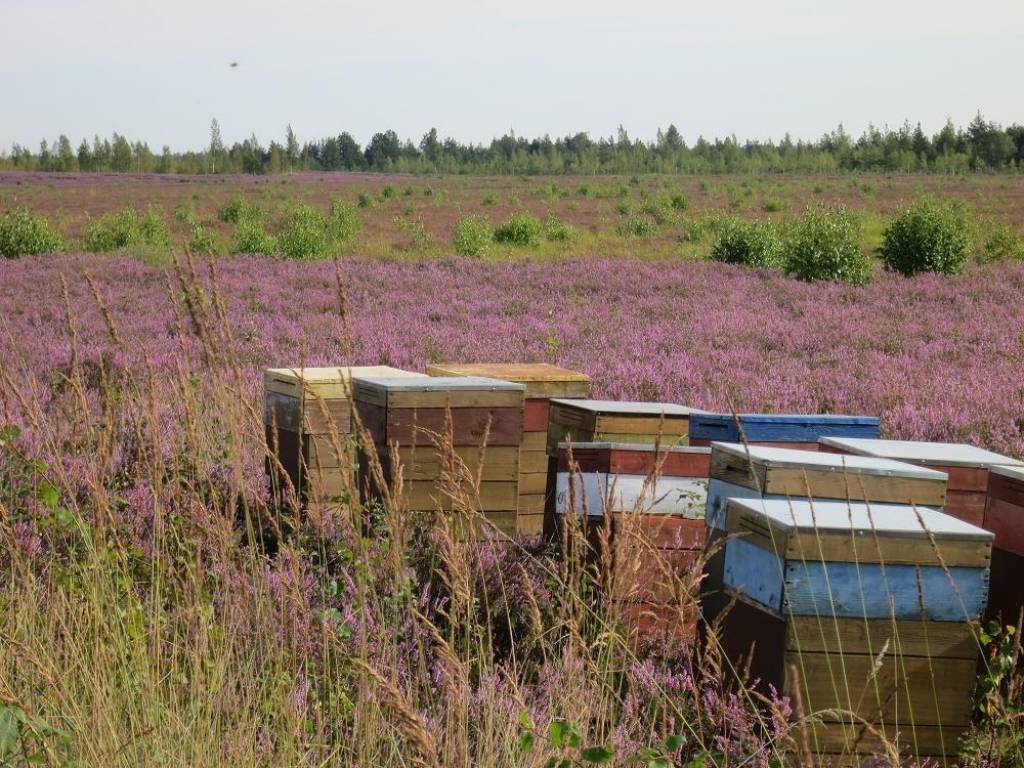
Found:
493,212 -> 542,247
0,209 -> 63,257
879,197 -> 973,276
327,201 -> 362,244
188,226 -> 221,256
356,191 -> 375,209
784,206 -> 871,284
232,219 -> 276,255
979,222 -> 1024,263
670,194 -> 689,211
544,215 -> 575,243
453,215 -> 493,257
379,185 -> 396,200
682,212 -> 729,243
84,208 -> 169,252
217,194 -> 262,224
711,218 -> 783,269
618,215 -> 657,237
276,205 -> 332,259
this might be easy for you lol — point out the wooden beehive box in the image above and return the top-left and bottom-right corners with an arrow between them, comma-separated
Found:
689,412 -> 879,451
820,437 -> 1024,527
425,362 -> 590,535
702,442 -> 949,626
547,399 -> 704,455
264,366 -> 427,505
983,465 -> 1024,625
716,497 -> 991,765
555,442 -> 710,648
353,376 -> 525,536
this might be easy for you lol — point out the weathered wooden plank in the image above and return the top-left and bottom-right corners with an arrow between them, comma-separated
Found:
556,472 -> 707,517
425,363 -> 590,399
402,480 -> 518,511
353,376 -> 525,409
382,406 -> 523,447
521,432 -> 547,451
611,512 -> 705,550
785,615 -> 978,659
821,437 -> 1023,470
804,721 -> 965,759
520,449 -> 550,473
594,414 -> 691,436
516,511 -> 545,535
388,445 -> 520,481
264,391 -> 354,434
612,601 -> 697,647
984,466 -> 1024,556
518,494 -> 545,515
519,472 -> 547,494
523,399 -> 550,431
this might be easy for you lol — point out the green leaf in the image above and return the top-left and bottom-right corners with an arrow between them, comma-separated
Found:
648,760 -> 672,768
0,705 -> 22,757
581,745 -> 614,763
37,481 -> 59,508
664,734 -> 686,752
0,425 -> 20,445
549,719 -> 569,749
518,710 -> 533,729
518,732 -> 534,754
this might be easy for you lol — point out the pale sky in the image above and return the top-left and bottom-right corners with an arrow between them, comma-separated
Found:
3,0 -> 1023,150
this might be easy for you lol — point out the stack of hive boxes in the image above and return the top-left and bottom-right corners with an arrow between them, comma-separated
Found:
554,442 -> 711,645
985,466 -> 1024,624
819,438 -> 1024,527
716,497 -> 991,765
425,363 -> 590,535
689,413 -> 880,451
264,366 -> 426,508
701,442 -> 950,624
352,376 -> 525,536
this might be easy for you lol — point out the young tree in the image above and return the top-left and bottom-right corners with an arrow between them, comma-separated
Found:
111,134 -> 133,171
209,118 -> 224,173
77,139 -> 93,171
56,135 -> 76,171
285,124 -> 299,171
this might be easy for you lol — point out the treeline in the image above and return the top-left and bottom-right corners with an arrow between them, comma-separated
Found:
3,114 -> 1024,176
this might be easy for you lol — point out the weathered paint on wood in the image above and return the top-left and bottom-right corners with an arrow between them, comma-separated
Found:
691,437 -> 821,451
556,472 -> 707,517
556,442 -> 710,477
520,450 -> 549,473
691,412 -> 879,443
265,366 -> 426,399
723,536 -> 990,620
388,445 -> 520,481
985,465 -> 1024,556
547,399 -> 704,454
355,403 -> 524,447
523,399 -> 550,431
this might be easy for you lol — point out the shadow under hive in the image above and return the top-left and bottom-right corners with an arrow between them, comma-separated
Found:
716,497 -> 991,766
819,437 -> 1024,528
700,442 -> 949,626
983,465 -> 1024,625
689,412 -> 879,452
554,442 -> 711,646
353,376 -> 525,537
263,366 -> 427,508
425,362 -> 590,536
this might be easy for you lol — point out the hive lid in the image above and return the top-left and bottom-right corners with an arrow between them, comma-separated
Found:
426,362 -> 589,382
355,376 -> 525,392
694,413 -> 879,426
712,442 -> 948,480
353,376 -> 525,408
821,437 -> 1024,468
549,399 -> 705,416
264,366 -> 426,398
990,464 -> 1024,482
725,497 -> 993,541
558,441 -> 711,455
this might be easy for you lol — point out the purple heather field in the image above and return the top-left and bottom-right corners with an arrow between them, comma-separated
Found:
3,252 -> 1023,467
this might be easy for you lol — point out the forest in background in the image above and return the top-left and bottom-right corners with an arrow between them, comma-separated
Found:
3,113 -> 1024,176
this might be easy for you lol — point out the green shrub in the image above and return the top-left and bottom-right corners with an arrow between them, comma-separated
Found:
232,219 -> 276,255
356,192 -> 374,208
785,206 -> 871,284
711,218 -> 783,268
188,226 -> 221,256
682,212 -> 729,243
670,194 -> 689,211
218,194 -> 261,223
482,194 -> 496,206
493,212 -> 542,247
544,215 -> 575,243
879,197 -> 973,276
615,201 -> 632,216
379,185 -> 396,200
453,215 -> 493,257
276,205 -> 332,259
618,215 -> 657,238
762,196 -> 786,213
327,201 -> 362,244
0,209 -> 63,257
641,196 -> 678,225
979,222 -> 1024,263
84,208 -> 169,252
403,186 -> 415,197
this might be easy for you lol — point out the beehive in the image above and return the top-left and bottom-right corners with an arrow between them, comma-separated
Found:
264,366 -> 427,506
425,362 -> 590,535
555,442 -> 711,646
983,465 -> 1024,624
820,438 -> 1024,527
353,376 -> 525,536
546,400 -> 704,455
702,442 -> 949,624
716,497 -> 991,765
689,412 -> 879,451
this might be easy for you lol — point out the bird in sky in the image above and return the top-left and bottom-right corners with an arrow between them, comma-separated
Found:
229,61 -> 239,68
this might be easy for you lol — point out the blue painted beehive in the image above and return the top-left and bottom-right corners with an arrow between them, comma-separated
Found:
720,497 -> 992,621
690,413 -> 879,448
